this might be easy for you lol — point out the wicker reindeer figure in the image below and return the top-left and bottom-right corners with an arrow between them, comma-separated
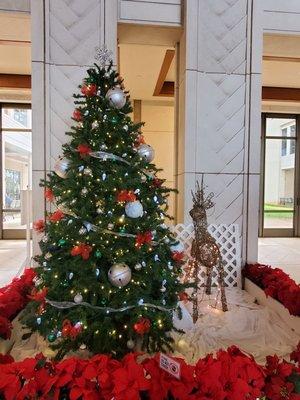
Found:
189,179 -> 228,319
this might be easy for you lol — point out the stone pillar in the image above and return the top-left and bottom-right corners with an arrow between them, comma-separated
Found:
177,0 -> 263,263
31,0 -> 118,254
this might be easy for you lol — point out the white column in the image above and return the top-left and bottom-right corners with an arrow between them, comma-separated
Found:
177,0 -> 263,263
31,0 -> 118,254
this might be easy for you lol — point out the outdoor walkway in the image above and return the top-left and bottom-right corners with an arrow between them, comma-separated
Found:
258,237 -> 300,283
0,240 -> 27,287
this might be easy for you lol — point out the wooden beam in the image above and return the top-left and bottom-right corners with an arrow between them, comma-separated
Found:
0,39 -> 31,47
158,81 -> 174,97
263,55 -> 300,63
0,74 -> 31,89
153,49 -> 175,96
133,99 -> 142,123
262,86 -> 300,102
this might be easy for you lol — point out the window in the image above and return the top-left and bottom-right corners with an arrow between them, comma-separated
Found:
281,128 -> 287,156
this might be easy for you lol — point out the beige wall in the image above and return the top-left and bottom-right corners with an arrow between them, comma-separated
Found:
141,100 -> 176,218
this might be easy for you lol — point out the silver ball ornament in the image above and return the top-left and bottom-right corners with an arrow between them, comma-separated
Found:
127,339 -> 135,349
125,200 -> 143,218
54,157 -> 70,179
106,87 -> 126,109
74,293 -> 83,303
108,263 -> 132,287
137,144 -> 155,163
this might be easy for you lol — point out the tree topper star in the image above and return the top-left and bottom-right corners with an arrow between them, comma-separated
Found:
94,45 -> 113,66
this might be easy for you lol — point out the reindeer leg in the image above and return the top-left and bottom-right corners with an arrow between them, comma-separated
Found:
205,266 -> 212,295
217,261 -> 228,312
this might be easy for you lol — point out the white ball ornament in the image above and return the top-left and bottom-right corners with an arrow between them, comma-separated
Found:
125,200 -> 143,218
54,157 -> 70,179
134,263 -> 142,271
108,263 -> 132,287
170,242 -> 185,253
137,144 -> 155,163
74,293 -> 83,303
106,87 -> 126,109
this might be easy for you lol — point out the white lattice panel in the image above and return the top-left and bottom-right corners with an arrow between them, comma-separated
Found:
171,223 -> 241,288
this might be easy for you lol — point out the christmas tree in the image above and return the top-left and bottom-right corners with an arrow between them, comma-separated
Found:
24,48 -> 186,359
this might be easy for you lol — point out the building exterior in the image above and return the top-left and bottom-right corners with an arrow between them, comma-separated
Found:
2,0 -> 300,264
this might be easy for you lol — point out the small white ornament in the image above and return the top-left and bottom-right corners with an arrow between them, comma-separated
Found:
54,157 -> 70,179
102,173 -> 107,181
79,343 -> 87,350
42,235 -> 48,243
92,121 -> 99,129
45,252 -> 52,260
74,293 -> 83,303
106,87 -> 126,109
138,298 -> 144,305
125,200 -> 143,218
69,272 -> 74,280
123,125 -> 129,131
160,286 -> 167,293
134,263 -> 142,271
107,223 -> 114,230
137,144 -> 155,163
97,208 -> 104,214
84,168 -> 92,176
108,263 -> 132,287
81,187 -> 88,195
79,227 -> 87,235
127,339 -> 135,349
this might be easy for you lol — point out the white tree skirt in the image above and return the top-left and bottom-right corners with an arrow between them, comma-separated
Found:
172,288 -> 299,364
4,288 -> 299,364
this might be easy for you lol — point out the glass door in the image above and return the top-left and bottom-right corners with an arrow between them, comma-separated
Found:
0,104 -> 32,239
260,114 -> 299,237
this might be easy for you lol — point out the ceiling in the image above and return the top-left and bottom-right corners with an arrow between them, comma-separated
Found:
262,34 -> 300,89
0,12 -> 31,75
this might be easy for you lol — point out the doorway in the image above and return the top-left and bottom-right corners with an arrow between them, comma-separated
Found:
0,103 -> 32,239
260,113 -> 299,237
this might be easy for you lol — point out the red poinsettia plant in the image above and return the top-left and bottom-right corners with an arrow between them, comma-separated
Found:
0,268 -> 35,340
244,263 -> 300,316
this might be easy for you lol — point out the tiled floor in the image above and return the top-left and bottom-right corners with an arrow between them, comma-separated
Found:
258,237 -> 300,283
0,240 -> 27,287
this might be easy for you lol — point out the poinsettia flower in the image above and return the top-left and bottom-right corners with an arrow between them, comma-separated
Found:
265,376 -> 296,400
71,243 -> 92,260
112,353 -> 150,400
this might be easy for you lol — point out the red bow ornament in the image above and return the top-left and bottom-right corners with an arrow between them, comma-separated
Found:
134,317 -> 151,335
28,287 -> 48,303
62,319 -> 82,340
77,144 -> 91,157
71,243 -> 93,260
81,83 -> 97,97
135,231 -> 153,249
49,210 -> 65,223
134,134 -> 145,147
171,251 -> 184,262
117,190 -> 137,203
73,108 -> 83,121
44,188 -> 54,202
33,219 -> 45,233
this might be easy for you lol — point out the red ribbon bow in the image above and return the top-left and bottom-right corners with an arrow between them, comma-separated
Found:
71,243 -> 92,260
33,219 -> 45,233
134,134 -> 145,147
81,83 -> 97,97
117,190 -> 137,203
44,188 -> 54,202
62,319 -> 82,340
77,144 -> 92,157
49,210 -> 65,223
73,108 -> 82,121
134,317 -> 151,335
135,231 -> 153,248
171,251 -> 184,262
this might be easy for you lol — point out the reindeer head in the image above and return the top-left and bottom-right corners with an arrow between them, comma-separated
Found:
189,179 -> 214,223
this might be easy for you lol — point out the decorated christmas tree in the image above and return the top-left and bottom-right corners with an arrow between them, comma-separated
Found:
24,48 -> 186,359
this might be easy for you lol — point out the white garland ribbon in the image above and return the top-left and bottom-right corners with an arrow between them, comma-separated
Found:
46,298 -> 173,313
90,151 -> 131,165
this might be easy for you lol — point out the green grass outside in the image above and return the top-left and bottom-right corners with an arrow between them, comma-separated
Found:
264,203 -> 293,219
